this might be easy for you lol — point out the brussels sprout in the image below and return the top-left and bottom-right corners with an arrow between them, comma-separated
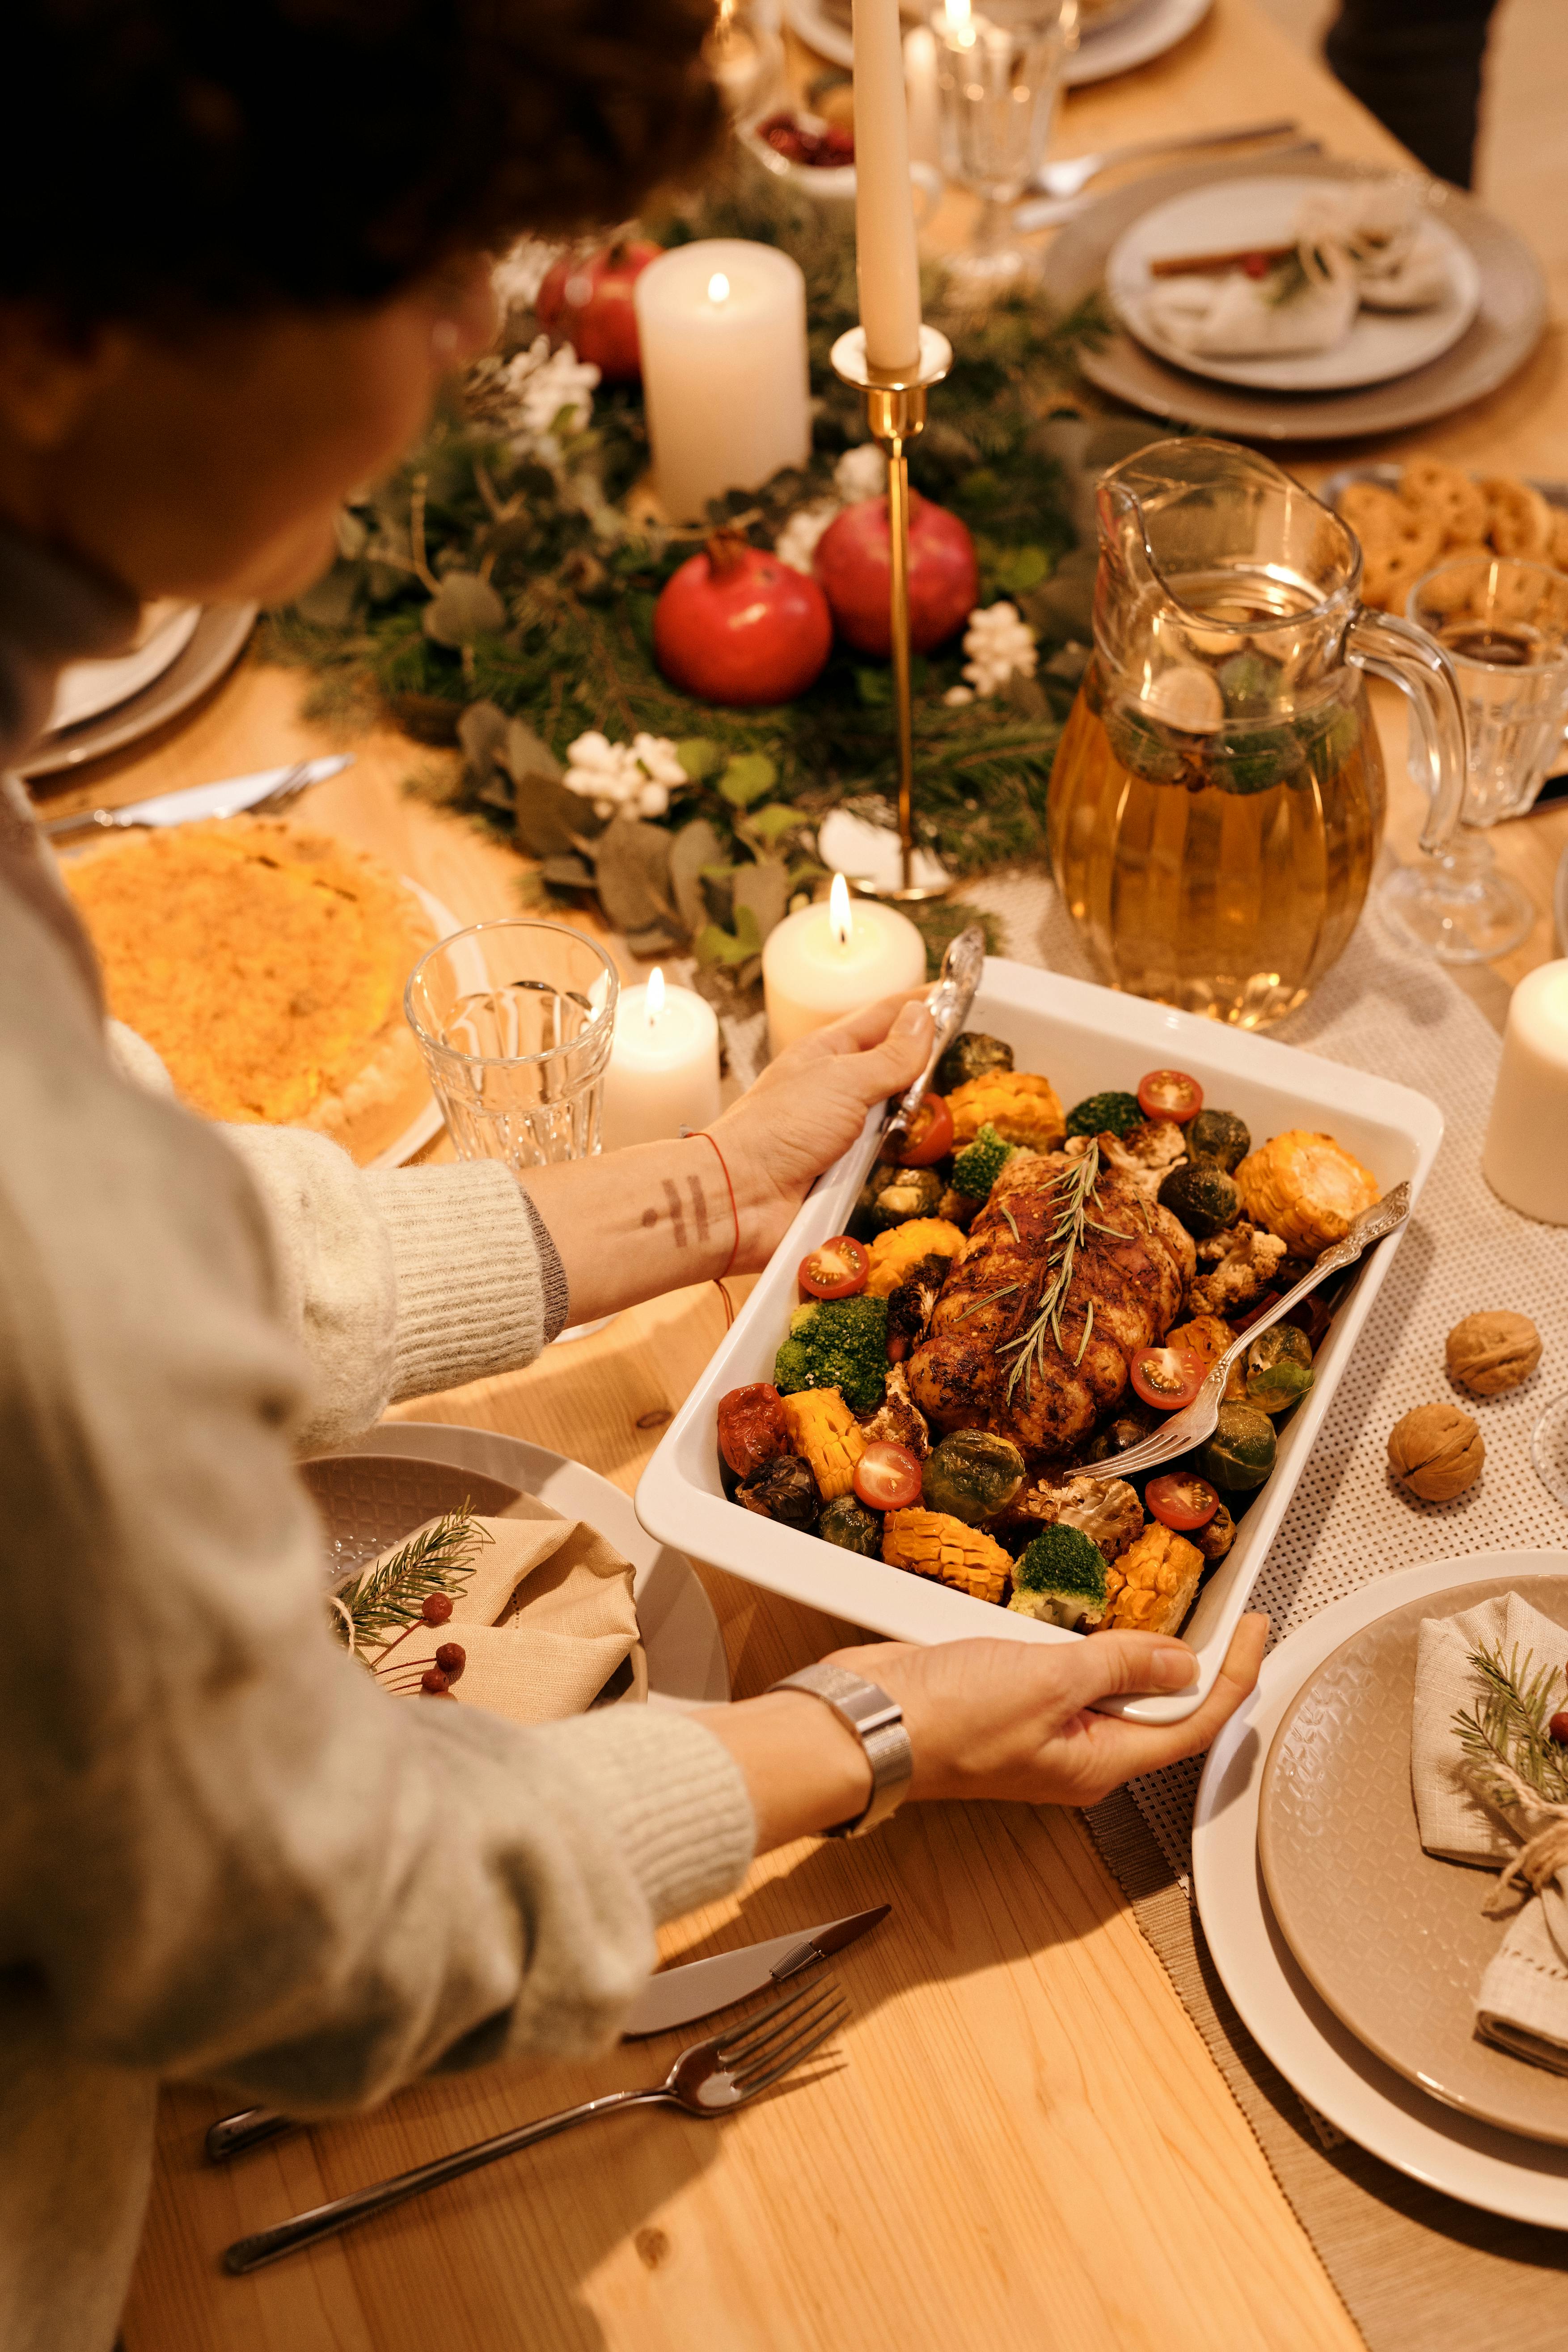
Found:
869,1164 -> 945,1231
922,1429 -> 1027,1525
1187,1108 -> 1251,1173
935,1030 -> 1014,1094
1065,1090 -> 1144,1142
1157,1160 -> 1241,1240
1085,1406 -> 1159,1466
819,1494 -> 881,1555
1245,1323 -> 1314,1416
1192,1501 -> 1236,1561
737,1455 -> 821,1529
1198,1402 -> 1276,1493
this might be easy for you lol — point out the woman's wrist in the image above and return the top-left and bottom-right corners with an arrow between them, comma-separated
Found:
705,1690 -> 875,1853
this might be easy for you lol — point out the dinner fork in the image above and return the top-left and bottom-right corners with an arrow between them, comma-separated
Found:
1028,117 -> 1299,202
223,1976 -> 848,2274
39,756 -> 337,839
1100,1184 -> 1411,1482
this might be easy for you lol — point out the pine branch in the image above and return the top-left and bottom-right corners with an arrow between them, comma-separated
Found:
332,1507 -> 492,1655
1453,1641 -> 1568,1812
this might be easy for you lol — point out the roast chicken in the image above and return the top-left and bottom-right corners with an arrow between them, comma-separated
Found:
907,1149 -> 1194,1460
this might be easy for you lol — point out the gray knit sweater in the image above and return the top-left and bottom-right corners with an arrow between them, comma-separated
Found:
0,540 -> 754,2352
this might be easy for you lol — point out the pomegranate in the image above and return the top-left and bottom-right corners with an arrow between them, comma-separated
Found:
814,492 -> 979,656
535,239 -> 660,385
654,533 -> 833,707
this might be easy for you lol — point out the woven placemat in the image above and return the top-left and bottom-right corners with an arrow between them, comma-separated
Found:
957,868 -> 1568,2344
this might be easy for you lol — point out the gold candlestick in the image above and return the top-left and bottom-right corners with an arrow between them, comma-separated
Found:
830,324 -> 954,902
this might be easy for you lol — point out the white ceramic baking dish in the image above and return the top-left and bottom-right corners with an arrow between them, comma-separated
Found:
634,957 -> 1444,1723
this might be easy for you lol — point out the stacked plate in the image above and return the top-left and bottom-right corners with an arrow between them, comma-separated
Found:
22,601 -> 257,780
1195,1550 -> 1568,2225
1040,152 -> 1547,441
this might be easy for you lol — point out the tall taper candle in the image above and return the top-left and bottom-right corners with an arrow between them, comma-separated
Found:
853,0 -> 924,374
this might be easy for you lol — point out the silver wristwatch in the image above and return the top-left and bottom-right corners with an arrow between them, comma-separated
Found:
769,1661 -> 913,1838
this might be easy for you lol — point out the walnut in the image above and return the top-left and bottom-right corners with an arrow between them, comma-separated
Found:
1387,1402 -> 1484,1501
1445,1311 -> 1542,1396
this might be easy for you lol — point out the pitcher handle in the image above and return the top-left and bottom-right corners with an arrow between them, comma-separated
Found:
1345,607 -> 1469,857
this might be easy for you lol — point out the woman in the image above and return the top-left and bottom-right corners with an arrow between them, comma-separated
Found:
0,5 -> 1264,2345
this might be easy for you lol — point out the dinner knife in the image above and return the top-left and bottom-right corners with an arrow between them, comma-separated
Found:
203,1904 -> 889,2163
39,753 -> 353,839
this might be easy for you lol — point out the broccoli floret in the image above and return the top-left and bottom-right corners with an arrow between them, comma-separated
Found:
773,1294 -> 888,1416
1065,1090 -> 1143,1141
949,1121 -> 1017,1201
1007,1523 -> 1110,1629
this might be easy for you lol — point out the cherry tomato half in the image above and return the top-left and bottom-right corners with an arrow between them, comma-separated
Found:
854,1442 -> 923,1511
1146,1472 -> 1221,1533
893,1094 -> 955,1167
1136,1068 -> 1204,1124
1129,1343 -> 1206,1412
798,1235 -> 869,1301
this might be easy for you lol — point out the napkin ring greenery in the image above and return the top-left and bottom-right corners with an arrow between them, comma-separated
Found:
1453,1641 -> 1568,1911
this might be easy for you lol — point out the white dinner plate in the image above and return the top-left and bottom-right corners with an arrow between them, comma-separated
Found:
780,0 -> 1210,87
309,1419 -> 731,1709
366,880 -> 464,1172
1108,175 -> 1482,391
1194,1550 -> 1568,2231
46,602 -> 201,733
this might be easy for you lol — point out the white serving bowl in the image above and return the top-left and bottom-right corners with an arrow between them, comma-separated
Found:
635,958 -> 1443,1722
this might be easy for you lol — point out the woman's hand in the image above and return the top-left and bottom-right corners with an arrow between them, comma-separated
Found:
711,992 -> 934,1269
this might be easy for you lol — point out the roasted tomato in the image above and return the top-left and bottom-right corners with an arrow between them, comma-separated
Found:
892,1094 -> 955,1167
1129,1344 -> 1206,1412
798,1235 -> 870,1300
717,1382 -> 790,1479
853,1441 -> 923,1511
1145,1472 -> 1221,1533
1137,1068 -> 1204,1124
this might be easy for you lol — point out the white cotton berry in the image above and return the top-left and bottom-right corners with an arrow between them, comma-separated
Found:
834,445 -> 888,503
958,600 -> 1038,697
944,684 -> 976,706
491,238 -> 564,313
774,499 -> 841,575
637,781 -> 670,819
631,732 -> 687,788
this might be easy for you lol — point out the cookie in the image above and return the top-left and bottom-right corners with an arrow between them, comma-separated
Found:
1479,475 -> 1553,559
1399,457 -> 1488,550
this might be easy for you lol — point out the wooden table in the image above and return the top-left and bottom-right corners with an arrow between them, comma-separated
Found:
40,4 -> 1557,2344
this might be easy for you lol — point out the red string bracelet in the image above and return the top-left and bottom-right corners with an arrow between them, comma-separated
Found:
684,1127 -> 740,1282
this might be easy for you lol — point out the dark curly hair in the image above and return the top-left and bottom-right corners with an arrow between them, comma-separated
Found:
6,0 -> 722,324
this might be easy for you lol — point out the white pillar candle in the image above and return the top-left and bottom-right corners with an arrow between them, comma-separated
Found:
1483,960 -> 1568,1222
854,0 -> 924,374
634,241 -> 810,525
762,873 -> 927,1054
602,967 -> 722,1151
904,24 -> 943,172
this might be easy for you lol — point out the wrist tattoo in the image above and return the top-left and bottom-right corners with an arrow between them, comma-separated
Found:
654,1175 -> 713,1251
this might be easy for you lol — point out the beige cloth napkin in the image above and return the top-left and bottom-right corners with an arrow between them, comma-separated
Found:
357,1498 -> 646,1726
1412,1591 -> 1568,2072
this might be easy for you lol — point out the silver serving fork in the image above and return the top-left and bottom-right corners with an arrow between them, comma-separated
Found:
881,922 -> 985,1155
223,1976 -> 848,2275
1099,1184 -> 1411,1482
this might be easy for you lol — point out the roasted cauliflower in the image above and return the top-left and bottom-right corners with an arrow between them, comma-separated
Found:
1187,1223 -> 1287,1318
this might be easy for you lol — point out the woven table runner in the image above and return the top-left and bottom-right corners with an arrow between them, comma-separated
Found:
951,869 -> 1568,2351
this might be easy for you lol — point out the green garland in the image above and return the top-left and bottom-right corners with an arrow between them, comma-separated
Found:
259,148 -> 1134,976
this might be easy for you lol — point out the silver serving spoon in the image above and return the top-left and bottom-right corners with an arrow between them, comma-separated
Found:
1103,1183 -> 1411,1481
881,924 -> 986,1154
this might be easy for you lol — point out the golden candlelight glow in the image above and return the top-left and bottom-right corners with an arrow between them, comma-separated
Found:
707,271 -> 731,305
829,871 -> 853,948
646,965 -> 666,1024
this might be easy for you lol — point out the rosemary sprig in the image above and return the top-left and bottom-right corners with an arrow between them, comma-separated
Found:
331,1506 -> 493,1658
999,1201 -> 1020,1245
1000,1141 -> 1100,1406
1453,1642 -> 1568,1812
1074,1298 -> 1096,1368
953,1280 -> 1023,1324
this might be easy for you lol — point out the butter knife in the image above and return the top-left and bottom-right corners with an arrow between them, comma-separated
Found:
881,923 -> 985,1153
39,753 -> 352,839
203,1904 -> 889,2163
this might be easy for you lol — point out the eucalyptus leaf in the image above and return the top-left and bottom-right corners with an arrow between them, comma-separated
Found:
676,737 -> 724,782
513,774 -> 602,861
540,853 -> 596,888
730,857 -> 790,946
423,571 -> 507,647
718,752 -> 777,808
744,803 -> 801,846
503,718 -> 563,785
668,817 -> 725,939
626,920 -> 682,958
593,814 -> 676,934
458,698 -> 510,769
295,565 -> 362,628
695,904 -> 764,967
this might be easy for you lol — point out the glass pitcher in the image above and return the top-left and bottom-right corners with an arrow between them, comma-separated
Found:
1048,437 -> 1468,1027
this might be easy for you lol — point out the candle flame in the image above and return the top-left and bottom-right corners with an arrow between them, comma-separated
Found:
646,965 -> 666,1024
707,271 -> 731,305
943,0 -> 976,39
828,871 -> 853,948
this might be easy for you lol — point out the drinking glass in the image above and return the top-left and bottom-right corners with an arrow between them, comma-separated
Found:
1379,557 -> 1568,963
930,0 -> 1079,293
405,920 -> 619,1173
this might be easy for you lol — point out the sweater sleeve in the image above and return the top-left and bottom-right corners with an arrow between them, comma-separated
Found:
0,904 -> 754,2110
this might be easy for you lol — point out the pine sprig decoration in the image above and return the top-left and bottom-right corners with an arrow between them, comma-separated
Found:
332,1507 -> 492,1657
1002,1140 -> 1100,1406
1454,1641 -> 1568,1812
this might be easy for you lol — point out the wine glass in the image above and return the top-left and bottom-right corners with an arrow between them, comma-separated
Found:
1378,556 -> 1568,963
930,0 -> 1079,294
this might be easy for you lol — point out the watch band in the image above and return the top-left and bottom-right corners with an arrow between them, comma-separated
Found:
769,1661 -> 913,1838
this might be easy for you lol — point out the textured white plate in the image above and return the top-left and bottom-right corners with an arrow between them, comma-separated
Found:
46,603 -> 200,733
310,1420 -> 730,1708
636,957 -> 1442,1726
780,0 -> 1210,86
1195,1551 -> 1568,2230
1109,175 -> 1481,390
365,880 -> 464,1172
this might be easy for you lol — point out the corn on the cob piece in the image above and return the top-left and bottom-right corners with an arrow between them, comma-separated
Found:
882,1508 -> 1010,1605
865,1217 -> 967,1298
1101,1522 -> 1204,1636
780,1387 -> 865,1501
946,1070 -> 1065,1151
